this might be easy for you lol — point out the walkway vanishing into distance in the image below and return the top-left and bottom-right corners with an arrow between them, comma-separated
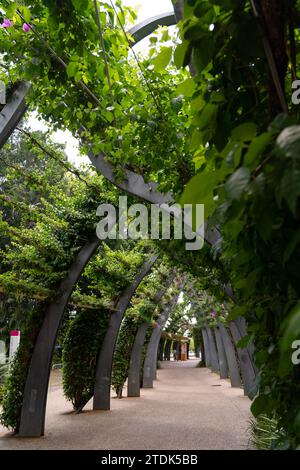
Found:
0,358 -> 251,450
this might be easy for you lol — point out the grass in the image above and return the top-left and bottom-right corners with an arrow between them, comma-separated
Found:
248,414 -> 286,450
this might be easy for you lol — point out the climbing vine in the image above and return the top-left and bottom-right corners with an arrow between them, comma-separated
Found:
62,306 -> 110,411
1,0 -> 300,448
111,262 -> 172,397
172,0 -> 300,448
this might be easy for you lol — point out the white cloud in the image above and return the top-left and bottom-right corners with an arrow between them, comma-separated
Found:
123,0 -> 174,21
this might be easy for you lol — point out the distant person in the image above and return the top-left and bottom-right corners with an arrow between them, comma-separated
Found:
173,350 -> 177,361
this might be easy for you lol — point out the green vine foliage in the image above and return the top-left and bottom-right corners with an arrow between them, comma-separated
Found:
61,240 -> 154,410
111,263 -> 172,396
62,306 -> 110,411
0,130 -> 126,428
111,314 -> 140,398
0,302 -> 45,431
0,0 -> 192,195
140,326 -> 154,387
137,281 -> 184,383
173,0 -> 300,448
1,0 -> 300,449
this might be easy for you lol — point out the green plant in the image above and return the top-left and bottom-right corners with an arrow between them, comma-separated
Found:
0,362 -> 9,404
2,0 -> 300,448
248,415 -> 287,450
62,307 -> 110,411
111,315 -> 140,398
0,304 -> 44,431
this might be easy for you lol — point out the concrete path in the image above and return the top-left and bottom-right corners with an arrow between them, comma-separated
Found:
0,359 -> 251,450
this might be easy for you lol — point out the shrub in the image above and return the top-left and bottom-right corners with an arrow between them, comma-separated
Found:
0,304 -> 44,431
62,307 -> 110,411
111,316 -> 141,397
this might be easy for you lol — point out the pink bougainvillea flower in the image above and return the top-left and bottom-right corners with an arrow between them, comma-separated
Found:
22,23 -> 31,32
1,19 -> 13,28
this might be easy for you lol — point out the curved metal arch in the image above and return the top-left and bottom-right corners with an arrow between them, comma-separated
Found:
0,81 -> 30,149
143,275 -> 186,389
188,289 -> 254,391
0,13 -> 220,246
1,6 -> 257,426
218,323 -> 242,388
142,304 -> 171,388
127,322 -> 148,397
128,12 -> 176,46
201,328 -> 211,367
0,9 -> 206,437
93,253 -> 159,410
87,10 -> 221,247
214,326 -> 229,379
229,321 -> 256,397
89,7 -> 256,383
18,235 -> 103,437
206,327 -> 219,373
127,271 -> 176,397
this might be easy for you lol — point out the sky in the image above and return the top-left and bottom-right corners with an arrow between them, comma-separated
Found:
124,0 -> 173,21
28,0 -> 174,166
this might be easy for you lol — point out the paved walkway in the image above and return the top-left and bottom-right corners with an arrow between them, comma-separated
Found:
0,359 -> 251,450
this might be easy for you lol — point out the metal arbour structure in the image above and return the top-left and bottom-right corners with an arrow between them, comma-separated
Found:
143,275 -> 187,388
19,250 -> 159,436
127,270 -> 176,397
0,2 -> 256,437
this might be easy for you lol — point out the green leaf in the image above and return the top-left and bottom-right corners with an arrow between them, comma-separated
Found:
66,61 -> 79,78
276,125 -> 300,159
153,47 -> 173,72
190,130 -> 203,151
225,167 -> 251,200
194,3 -> 214,19
193,36 -> 214,71
177,78 -> 196,97
210,91 -> 226,104
161,28 -> 170,42
280,302 -> 300,353
71,0 -> 89,11
222,141 -> 243,168
278,167 -> 300,216
227,305 -> 247,321
235,268 -> 261,296
232,123 -> 257,142
181,170 -> 221,218
251,395 -> 276,418
174,42 -> 191,68
184,21 -> 206,41
279,302 -> 300,377
244,132 -> 273,166
197,103 -> 217,130
237,335 -> 251,349
19,6 -> 31,23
